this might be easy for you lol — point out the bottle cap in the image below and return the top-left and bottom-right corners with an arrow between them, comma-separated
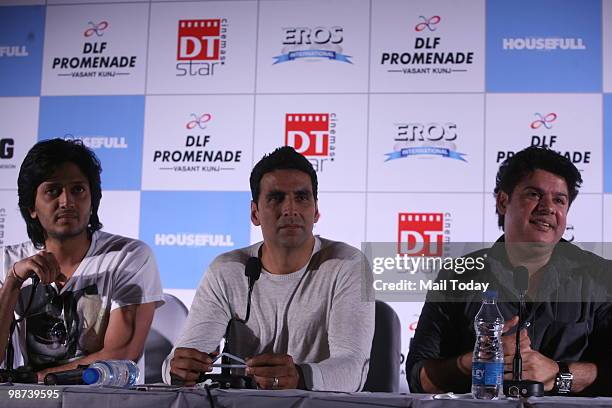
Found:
82,368 -> 100,385
483,290 -> 498,300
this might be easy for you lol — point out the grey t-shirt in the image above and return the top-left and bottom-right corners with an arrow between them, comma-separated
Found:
163,237 -> 375,392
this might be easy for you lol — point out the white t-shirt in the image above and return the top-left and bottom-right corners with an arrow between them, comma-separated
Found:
0,231 -> 164,370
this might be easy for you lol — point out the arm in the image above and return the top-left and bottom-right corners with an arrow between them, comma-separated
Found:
297,253 -> 375,392
1,253 -> 61,365
162,261 -> 232,384
406,300 -> 472,393
36,302 -> 155,380
0,273 -> 23,365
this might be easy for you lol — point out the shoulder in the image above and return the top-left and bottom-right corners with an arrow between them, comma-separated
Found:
2,240 -> 38,267
315,237 -> 365,262
206,243 -> 259,278
91,231 -> 154,258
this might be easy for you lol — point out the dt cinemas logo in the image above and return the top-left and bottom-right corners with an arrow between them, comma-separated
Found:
273,26 -> 352,64
495,112 -> 591,166
50,21 -> 137,79
380,15 -> 474,76
384,122 -> 467,162
176,19 -> 227,77
397,212 -> 451,256
151,113 -> 242,173
285,113 -> 337,172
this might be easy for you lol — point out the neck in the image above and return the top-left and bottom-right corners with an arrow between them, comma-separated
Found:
261,236 -> 315,275
44,232 -> 92,279
504,241 -> 554,276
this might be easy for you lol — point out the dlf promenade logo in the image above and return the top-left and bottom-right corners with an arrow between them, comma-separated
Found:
273,26 -> 352,64
502,37 -> 586,51
384,122 -> 467,162
152,113 -> 242,173
176,19 -> 227,77
285,113 -> 337,172
495,113 -> 591,166
0,139 -> 15,169
381,15 -> 474,75
51,21 -> 137,78
397,212 -> 451,256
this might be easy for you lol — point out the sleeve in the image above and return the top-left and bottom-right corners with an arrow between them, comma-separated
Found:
161,260 -> 233,384
110,240 -> 164,310
404,300 -> 453,393
299,252 -> 375,392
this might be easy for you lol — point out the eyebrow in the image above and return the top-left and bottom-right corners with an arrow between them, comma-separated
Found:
523,186 -> 568,198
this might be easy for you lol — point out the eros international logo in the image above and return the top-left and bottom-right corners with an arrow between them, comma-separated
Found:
285,113 -> 336,172
273,26 -> 352,64
176,19 -> 227,77
397,212 -> 451,256
385,122 -> 466,162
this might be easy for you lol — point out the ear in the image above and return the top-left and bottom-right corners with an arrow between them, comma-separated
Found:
250,201 -> 261,226
29,208 -> 37,219
314,201 -> 320,224
496,191 -> 509,216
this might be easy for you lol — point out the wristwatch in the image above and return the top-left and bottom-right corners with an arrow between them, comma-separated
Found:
553,361 -> 573,394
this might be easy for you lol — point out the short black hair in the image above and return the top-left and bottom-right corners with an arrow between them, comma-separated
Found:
494,146 -> 582,229
249,146 -> 318,203
17,138 -> 103,248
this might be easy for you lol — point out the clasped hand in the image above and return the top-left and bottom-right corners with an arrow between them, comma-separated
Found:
170,348 -> 302,389
502,316 -> 557,391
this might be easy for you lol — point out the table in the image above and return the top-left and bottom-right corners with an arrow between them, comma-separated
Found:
3,384 -> 612,408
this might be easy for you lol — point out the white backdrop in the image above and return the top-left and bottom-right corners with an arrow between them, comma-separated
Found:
1,0 -> 611,390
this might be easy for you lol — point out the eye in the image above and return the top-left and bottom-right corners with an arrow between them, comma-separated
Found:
44,187 -> 60,197
72,185 -> 86,194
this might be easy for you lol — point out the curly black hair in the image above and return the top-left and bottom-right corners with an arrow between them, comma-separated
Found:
494,146 -> 582,229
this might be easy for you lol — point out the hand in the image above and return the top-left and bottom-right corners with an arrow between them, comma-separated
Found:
246,353 -> 302,390
169,347 -> 218,386
501,316 -> 557,390
501,316 -> 532,359
12,251 -> 61,285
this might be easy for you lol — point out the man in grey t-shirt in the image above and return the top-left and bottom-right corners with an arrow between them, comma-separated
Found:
164,146 -> 374,391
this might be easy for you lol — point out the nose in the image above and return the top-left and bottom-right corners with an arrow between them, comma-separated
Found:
536,194 -> 555,214
282,197 -> 298,217
58,187 -> 74,208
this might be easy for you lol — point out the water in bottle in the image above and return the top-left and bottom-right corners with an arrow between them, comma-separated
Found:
82,360 -> 140,387
471,290 -> 504,399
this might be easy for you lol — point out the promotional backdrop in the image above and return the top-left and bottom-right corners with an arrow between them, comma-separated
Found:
1,0 -> 611,390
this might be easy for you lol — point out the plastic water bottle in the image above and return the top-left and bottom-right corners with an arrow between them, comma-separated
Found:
82,360 -> 140,387
471,290 -> 504,399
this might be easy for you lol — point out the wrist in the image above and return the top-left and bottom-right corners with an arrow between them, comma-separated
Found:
6,264 -> 26,289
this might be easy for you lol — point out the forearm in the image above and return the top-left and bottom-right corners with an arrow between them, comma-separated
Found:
568,361 -> 597,394
300,351 -> 370,392
0,277 -> 23,364
419,352 -> 472,393
38,346 -> 140,376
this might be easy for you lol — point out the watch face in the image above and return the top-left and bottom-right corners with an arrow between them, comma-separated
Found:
557,374 -> 573,393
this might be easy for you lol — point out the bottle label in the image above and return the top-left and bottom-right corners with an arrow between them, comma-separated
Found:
472,361 -> 503,386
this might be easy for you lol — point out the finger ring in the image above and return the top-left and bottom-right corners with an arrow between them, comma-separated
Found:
272,377 -> 279,389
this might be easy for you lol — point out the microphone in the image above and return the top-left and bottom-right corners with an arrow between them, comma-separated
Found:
503,266 -> 544,398
245,257 -> 261,292
243,257 -> 261,324
195,258 -> 260,389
